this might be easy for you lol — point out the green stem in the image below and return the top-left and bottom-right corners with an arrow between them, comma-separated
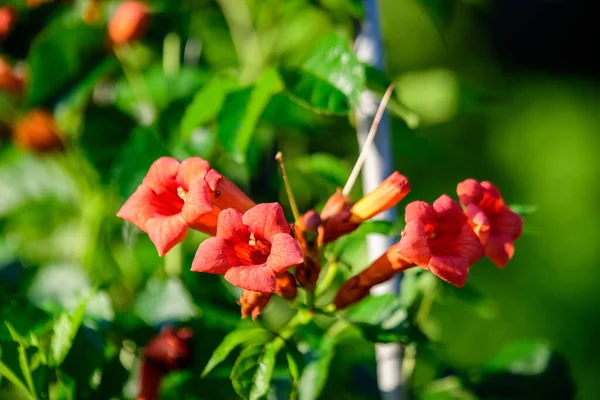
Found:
315,261 -> 339,297
272,309 -> 313,351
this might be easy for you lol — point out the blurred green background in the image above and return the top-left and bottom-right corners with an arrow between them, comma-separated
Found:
0,0 -> 598,399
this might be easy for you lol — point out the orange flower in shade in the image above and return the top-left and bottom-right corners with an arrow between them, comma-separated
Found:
457,179 -> 523,268
13,109 -> 64,152
117,157 -> 255,256
0,6 -> 16,41
108,1 -> 150,45
293,210 -> 322,290
138,327 -> 193,400
396,195 -> 485,287
334,246 -> 413,309
0,57 -> 24,95
321,172 -> 410,244
191,203 -> 304,293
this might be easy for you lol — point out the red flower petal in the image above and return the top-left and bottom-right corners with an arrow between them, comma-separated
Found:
396,220 -> 431,266
224,265 -> 277,293
216,209 -> 250,241
266,233 -> 304,274
433,194 -> 466,228
180,178 -> 213,224
242,203 -> 290,241
404,201 -> 437,225
485,234 -> 515,268
465,203 -> 491,245
143,157 -> 180,194
428,255 -> 469,287
493,206 -> 523,238
176,157 -> 210,187
191,237 -> 238,274
117,185 -> 157,232
146,214 -> 188,256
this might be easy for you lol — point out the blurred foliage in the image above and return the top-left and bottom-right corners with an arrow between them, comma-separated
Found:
0,0 -> 596,399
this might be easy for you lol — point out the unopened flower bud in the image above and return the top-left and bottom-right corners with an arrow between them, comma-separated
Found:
275,271 -> 297,301
13,109 -> 64,152
240,290 -> 272,320
0,6 -> 16,41
333,247 -> 413,309
108,1 -> 150,45
0,57 -> 24,95
349,172 -> 410,223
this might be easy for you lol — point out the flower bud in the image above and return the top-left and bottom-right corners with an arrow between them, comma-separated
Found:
0,6 -> 16,41
108,1 -> 150,45
240,290 -> 272,320
333,247 -> 413,309
13,109 -> 64,152
275,271 -> 297,301
0,57 -> 24,95
349,172 -> 410,223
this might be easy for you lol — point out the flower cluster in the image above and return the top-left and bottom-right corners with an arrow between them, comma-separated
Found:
118,156 -> 523,316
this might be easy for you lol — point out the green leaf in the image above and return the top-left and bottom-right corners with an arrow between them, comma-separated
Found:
79,105 -> 136,181
50,293 -> 90,367
298,322 -> 347,400
112,127 -> 168,199
217,68 -> 283,162
230,341 -> 279,400
280,68 -> 351,115
1,323 -> 37,400
344,294 -> 422,343
364,65 -> 420,128
133,277 -> 199,327
475,340 -> 575,399
180,76 -> 239,139
202,328 -> 272,378
415,0 -> 455,32
292,153 -> 351,187
509,204 -> 537,216
26,10 -> 105,106
417,376 -> 477,400
302,33 -> 365,107
0,343 -> 33,400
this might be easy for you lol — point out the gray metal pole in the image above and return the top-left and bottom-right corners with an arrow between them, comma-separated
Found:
355,1 -> 404,399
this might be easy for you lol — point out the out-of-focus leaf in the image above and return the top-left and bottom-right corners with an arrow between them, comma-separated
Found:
302,33 -> 365,107
473,340 -> 575,400
60,327 -> 105,399
364,64 -> 420,128
112,127 -> 168,199
509,204 -> 537,216
0,150 -> 77,218
202,328 -> 272,378
415,0 -> 455,32
280,68 -> 351,115
298,322 -> 347,400
292,153 -> 351,187
79,105 -> 136,180
89,354 -> 128,400
319,0 -> 364,19
26,10 -> 105,106
230,340 -> 279,400
50,372 -> 75,400
49,293 -> 90,367
181,76 -> 239,139
217,68 -> 283,162
27,264 -> 114,323
417,376 -> 477,400
133,277 -> 199,327
1,323 -> 37,400
344,294 -> 422,343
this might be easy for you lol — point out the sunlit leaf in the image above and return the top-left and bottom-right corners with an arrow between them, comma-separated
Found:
230,340 -> 279,400
180,76 -> 239,139
217,68 -> 283,162
302,33 -> 365,107
202,328 -> 272,378
50,292 -> 91,367
344,294 -> 422,343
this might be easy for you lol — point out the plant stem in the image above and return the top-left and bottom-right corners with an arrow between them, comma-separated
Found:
275,151 -> 301,222
342,83 -> 395,197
